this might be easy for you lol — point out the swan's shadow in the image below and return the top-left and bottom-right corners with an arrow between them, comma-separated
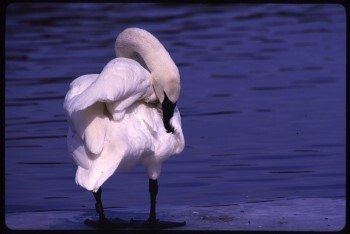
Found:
84,214 -> 186,229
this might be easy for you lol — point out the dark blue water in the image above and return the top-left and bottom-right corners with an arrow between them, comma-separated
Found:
5,3 -> 346,214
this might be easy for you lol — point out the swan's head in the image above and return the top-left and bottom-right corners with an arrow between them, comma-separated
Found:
152,68 -> 180,134
152,67 -> 180,104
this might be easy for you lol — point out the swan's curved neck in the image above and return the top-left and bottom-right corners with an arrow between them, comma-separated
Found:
115,28 -> 180,104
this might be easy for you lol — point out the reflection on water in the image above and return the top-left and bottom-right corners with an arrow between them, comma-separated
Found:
5,3 -> 346,213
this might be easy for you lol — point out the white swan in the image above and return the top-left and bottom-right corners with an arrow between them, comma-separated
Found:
63,28 -> 185,228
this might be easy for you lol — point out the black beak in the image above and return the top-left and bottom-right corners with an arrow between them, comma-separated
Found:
162,92 -> 176,134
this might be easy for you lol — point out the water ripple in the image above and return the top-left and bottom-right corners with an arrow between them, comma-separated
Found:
270,170 -> 313,174
17,162 -> 70,165
251,85 -> 314,91
211,74 -> 249,79
6,135 -> 66,141
183,111 -> 240,117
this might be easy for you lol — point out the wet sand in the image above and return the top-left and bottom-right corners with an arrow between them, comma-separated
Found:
5,198 -> 346,231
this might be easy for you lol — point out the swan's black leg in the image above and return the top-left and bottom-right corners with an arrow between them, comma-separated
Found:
93,187 -> 106,222
84,187 -> 129,229
148,179 -> 158,224
130,179 -> 186,229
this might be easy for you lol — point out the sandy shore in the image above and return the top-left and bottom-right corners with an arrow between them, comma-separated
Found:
5,198 -> 346,232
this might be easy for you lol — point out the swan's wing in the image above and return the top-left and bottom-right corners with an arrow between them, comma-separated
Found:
67,58 -> 156,120
64,74 -> 109,156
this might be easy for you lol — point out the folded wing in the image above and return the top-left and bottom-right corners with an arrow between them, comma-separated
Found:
64,58 -> 156,158
67,57 -> 156,120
